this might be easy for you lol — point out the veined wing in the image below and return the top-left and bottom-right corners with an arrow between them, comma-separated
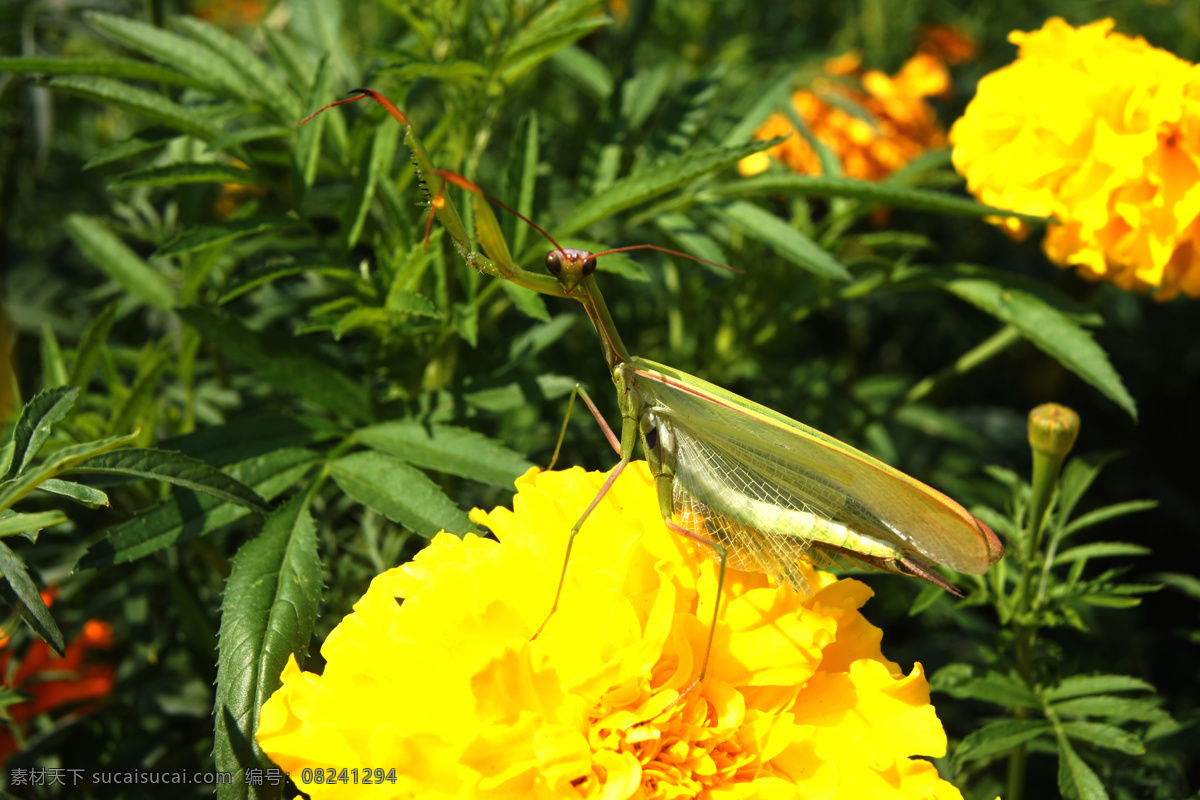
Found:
631,357 -> 1002,575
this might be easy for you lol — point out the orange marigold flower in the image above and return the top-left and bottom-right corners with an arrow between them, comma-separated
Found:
740,52 -> 949,182
950,17 -> 1200,300
257,463 -> 964,799
918,24 -> 980,66
0,617 -> 116,764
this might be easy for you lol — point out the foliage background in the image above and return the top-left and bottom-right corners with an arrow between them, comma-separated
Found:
0,0 -> 1196,797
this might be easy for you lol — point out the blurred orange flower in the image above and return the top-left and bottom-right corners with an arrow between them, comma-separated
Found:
918,24 -> 980,66
193,0 -> 266,27
951,17 -> 1200,300
0,593 -> 115,764
740,52 -> 950,181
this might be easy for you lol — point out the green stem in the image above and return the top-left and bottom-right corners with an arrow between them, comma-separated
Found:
906,324 -> 1021,406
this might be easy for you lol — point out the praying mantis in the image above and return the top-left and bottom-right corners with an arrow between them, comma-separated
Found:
302,90 -> 1005,691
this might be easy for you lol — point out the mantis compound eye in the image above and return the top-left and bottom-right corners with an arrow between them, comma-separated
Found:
545,250 -> 564,276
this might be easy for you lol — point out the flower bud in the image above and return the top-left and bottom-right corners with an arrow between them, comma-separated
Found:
1028,403 -> 1081,458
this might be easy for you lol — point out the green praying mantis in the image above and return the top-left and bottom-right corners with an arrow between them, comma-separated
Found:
302,90 -> 1005,692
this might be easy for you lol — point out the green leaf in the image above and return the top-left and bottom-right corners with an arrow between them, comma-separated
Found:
0,510 -> 69,539
46,76 -> 220,140
156,217 -> 299,258
161,415 -> 344,466
84,132 -> 177,170
214,492 -> 320,795
931,665 -> 1040,708
0,432 -> 139,513
1051,695 -> 1169,723
341,113 -> 402,250
499,283 -> 551,322
173,16 -> 302,121
932,269 -> 1136,419
556,138 -> 780,237
206,125 -> 293,153
0,56 -> 206,89
36,479 -> 109,508
85,12 -> 248,99
710,174 -> 1051,222
499,0 -> 609,83
386,290 -> 442,319
109,163 -> 265,190
454,303 -> 479,348
64,214 -> 174,310
39,324 -> 69,388
464,373 -> 577,412
549,45 -> 613,100
1053,542 -> 1151,565
1057,453 -> 1118,524
718,200 -> 850,280
69,302 -> 120,390
330,450 -> 476,537
297,55 -> 335,190
356,421 -> 533,488
0,539 -> 64,656
179,308 -> 373,423
1059,500 -> 1157,538
4,387 -> 79,481
69,449 -> 267,511
1055,730 -> 1108,800
952,719 -> 1052,770
1059,721 -> 1145,755
77,448 -> 319,569
1045,675 -> 1155,702
220,261 -> 353,304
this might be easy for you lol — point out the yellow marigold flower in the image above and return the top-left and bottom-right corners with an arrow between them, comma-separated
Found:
950,17 -> 1200,300
739,53 -> 949,182
257,463 -> 963,799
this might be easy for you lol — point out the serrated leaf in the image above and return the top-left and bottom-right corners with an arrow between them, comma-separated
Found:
1046,674 -> 1156,702
556,138 -> 780,237
5,387 -> 79,481
331,451 -> 475,537
0,56 -> 205,89
1052,695 -> 1169,723
46,76 -> 220,140
953,719 -> 1052,770
214,492 -> 320,794
1059,721 -> 1145,755
109,163 -> 265,190
0,510 -> 69,538
0,539 -> 64,655
0,432 -> 139,513
499,0 -> 609,82
935,271 -> 1136,418
36,479 -> 109,508
356,421 -> 533,488
179,308 -> 373,423
69,449 -> 266,511
1053,542 -> 1150,565
85,11 -> 248,99
1055,730 -> 1108,800
64,215 -> 174,310
156,217 -> 298,258
719,200 -> 850,280
464,373 -> 577,413
173,16 -> 302,121
710,173 -> 1050,222
77,448 -> 319,569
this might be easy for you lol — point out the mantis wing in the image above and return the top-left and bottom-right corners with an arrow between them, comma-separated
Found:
631,357 -> 1003,577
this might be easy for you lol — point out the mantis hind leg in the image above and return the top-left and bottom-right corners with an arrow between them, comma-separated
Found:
532,457 -> 629,641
